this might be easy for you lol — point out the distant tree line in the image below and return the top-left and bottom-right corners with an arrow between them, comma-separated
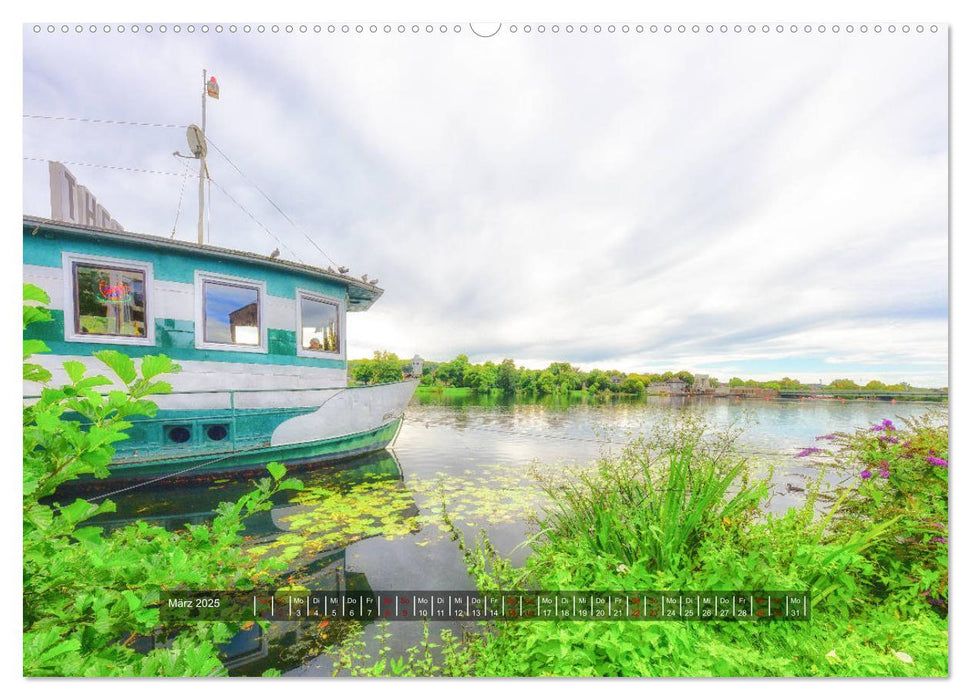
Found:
348,353 -> 945,396
724,376 -> 935,393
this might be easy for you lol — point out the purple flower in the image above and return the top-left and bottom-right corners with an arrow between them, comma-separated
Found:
926,456 -> 948,468
878,435 -> 901,444
879,468 -> 890,478
816,434 -> 837,441
797,447 -> 822,457
860,469 -> 873,480
870,425 -> 885,432
932,537 -> 947,544
882,419 -> 897,430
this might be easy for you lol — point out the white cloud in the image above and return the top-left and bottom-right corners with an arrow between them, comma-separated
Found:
23,28 -> 948,385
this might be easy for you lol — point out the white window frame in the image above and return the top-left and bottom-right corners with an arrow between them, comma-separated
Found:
295,289 -> 346,360
62,251 -> 156,346
194,270 -> 268,354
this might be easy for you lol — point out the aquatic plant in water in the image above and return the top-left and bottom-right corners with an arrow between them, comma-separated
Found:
339,412 -> 948,677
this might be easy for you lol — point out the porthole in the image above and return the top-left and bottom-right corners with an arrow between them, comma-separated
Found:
166,425 -> 192,444
206,424 -> 229,441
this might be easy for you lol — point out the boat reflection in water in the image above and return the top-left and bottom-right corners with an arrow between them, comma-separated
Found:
91,449 -> 417,675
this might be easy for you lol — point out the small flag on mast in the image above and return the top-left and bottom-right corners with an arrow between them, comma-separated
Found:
207,76 -> 220,99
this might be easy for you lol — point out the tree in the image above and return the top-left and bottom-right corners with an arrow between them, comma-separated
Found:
435,354 -> 470,387
518,368 -> 539,394
585,369 -> 611,393
619,377 -> 645,395
829,378 -> 860,391
676,371 -> 695,387
545,362 -> 582,392
351,351 -> 404,385
463,362 -> 498,393
496,359 -> 520,394
370,351 -> 404,384
351,360 -> 375,385
536,370 -> 557,395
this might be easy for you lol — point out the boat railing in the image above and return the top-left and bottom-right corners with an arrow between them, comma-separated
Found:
24,378 -> 415,460
23,378 -> 417,400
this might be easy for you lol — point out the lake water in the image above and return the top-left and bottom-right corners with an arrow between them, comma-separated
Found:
95,394 -> 943,676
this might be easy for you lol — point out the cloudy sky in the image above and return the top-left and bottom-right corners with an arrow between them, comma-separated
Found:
22,25 -> 948,386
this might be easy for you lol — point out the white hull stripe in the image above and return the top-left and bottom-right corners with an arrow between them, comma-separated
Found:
25,354 -> 348,405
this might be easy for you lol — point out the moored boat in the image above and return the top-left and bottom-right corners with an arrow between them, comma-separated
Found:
23,215 -> 417,482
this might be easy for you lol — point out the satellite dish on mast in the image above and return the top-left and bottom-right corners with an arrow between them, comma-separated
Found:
186,124 -> 207,158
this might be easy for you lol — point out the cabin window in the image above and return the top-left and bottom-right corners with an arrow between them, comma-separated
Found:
72,263 -> 147,338
203,281 -> 261,345
194,272 -> 268,353
62,253 -> 155,346
297,292 -> 342,356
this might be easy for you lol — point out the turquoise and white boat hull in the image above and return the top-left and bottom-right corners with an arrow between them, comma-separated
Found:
23,216 -> 418,484
45,377 -> 417,483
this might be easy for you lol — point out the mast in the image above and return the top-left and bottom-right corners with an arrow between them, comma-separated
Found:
198,69 -> 207,245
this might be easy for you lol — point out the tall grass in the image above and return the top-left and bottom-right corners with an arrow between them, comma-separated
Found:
541,415 -> 767,570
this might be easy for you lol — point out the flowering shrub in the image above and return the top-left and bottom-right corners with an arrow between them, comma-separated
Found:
828,413 -> 948,613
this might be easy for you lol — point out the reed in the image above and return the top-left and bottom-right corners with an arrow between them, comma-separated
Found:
541,415 -> 767,570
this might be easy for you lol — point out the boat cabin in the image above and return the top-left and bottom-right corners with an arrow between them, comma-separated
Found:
23,216 -> 416,479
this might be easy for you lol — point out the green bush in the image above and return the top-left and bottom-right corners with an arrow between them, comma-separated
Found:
23,284 -> 301,676
826,414 -> 948,612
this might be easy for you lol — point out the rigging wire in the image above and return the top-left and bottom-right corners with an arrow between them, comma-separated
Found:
23,113 -> 342,269
204,136 -> 342,268
207,176 -> 212,244
23,114 -> 187,129
23,156 -> 183,177
24,153 -> 302,263
208,177 -> 301,261
170,159 -> 192,238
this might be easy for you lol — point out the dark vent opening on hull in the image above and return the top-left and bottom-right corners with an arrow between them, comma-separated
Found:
206,424 -> 229,442
165,425 -> 192,444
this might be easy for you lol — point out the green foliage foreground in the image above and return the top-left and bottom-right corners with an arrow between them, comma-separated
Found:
22,281 -> 948,677
23,284 -> 301,676
330,414 -> 949,677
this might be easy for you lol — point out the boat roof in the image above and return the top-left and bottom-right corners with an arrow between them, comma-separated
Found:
23,215 -> 383,311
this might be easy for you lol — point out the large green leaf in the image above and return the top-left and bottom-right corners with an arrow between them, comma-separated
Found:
63,361 -> 87,384
23,338 -> 50,359
23,283 -> 50,304
140,355 -> 180,380
24,363 -> 52,383
24,305 -> 52,328
94,350 -> 137,384
267,462 -> 287,481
